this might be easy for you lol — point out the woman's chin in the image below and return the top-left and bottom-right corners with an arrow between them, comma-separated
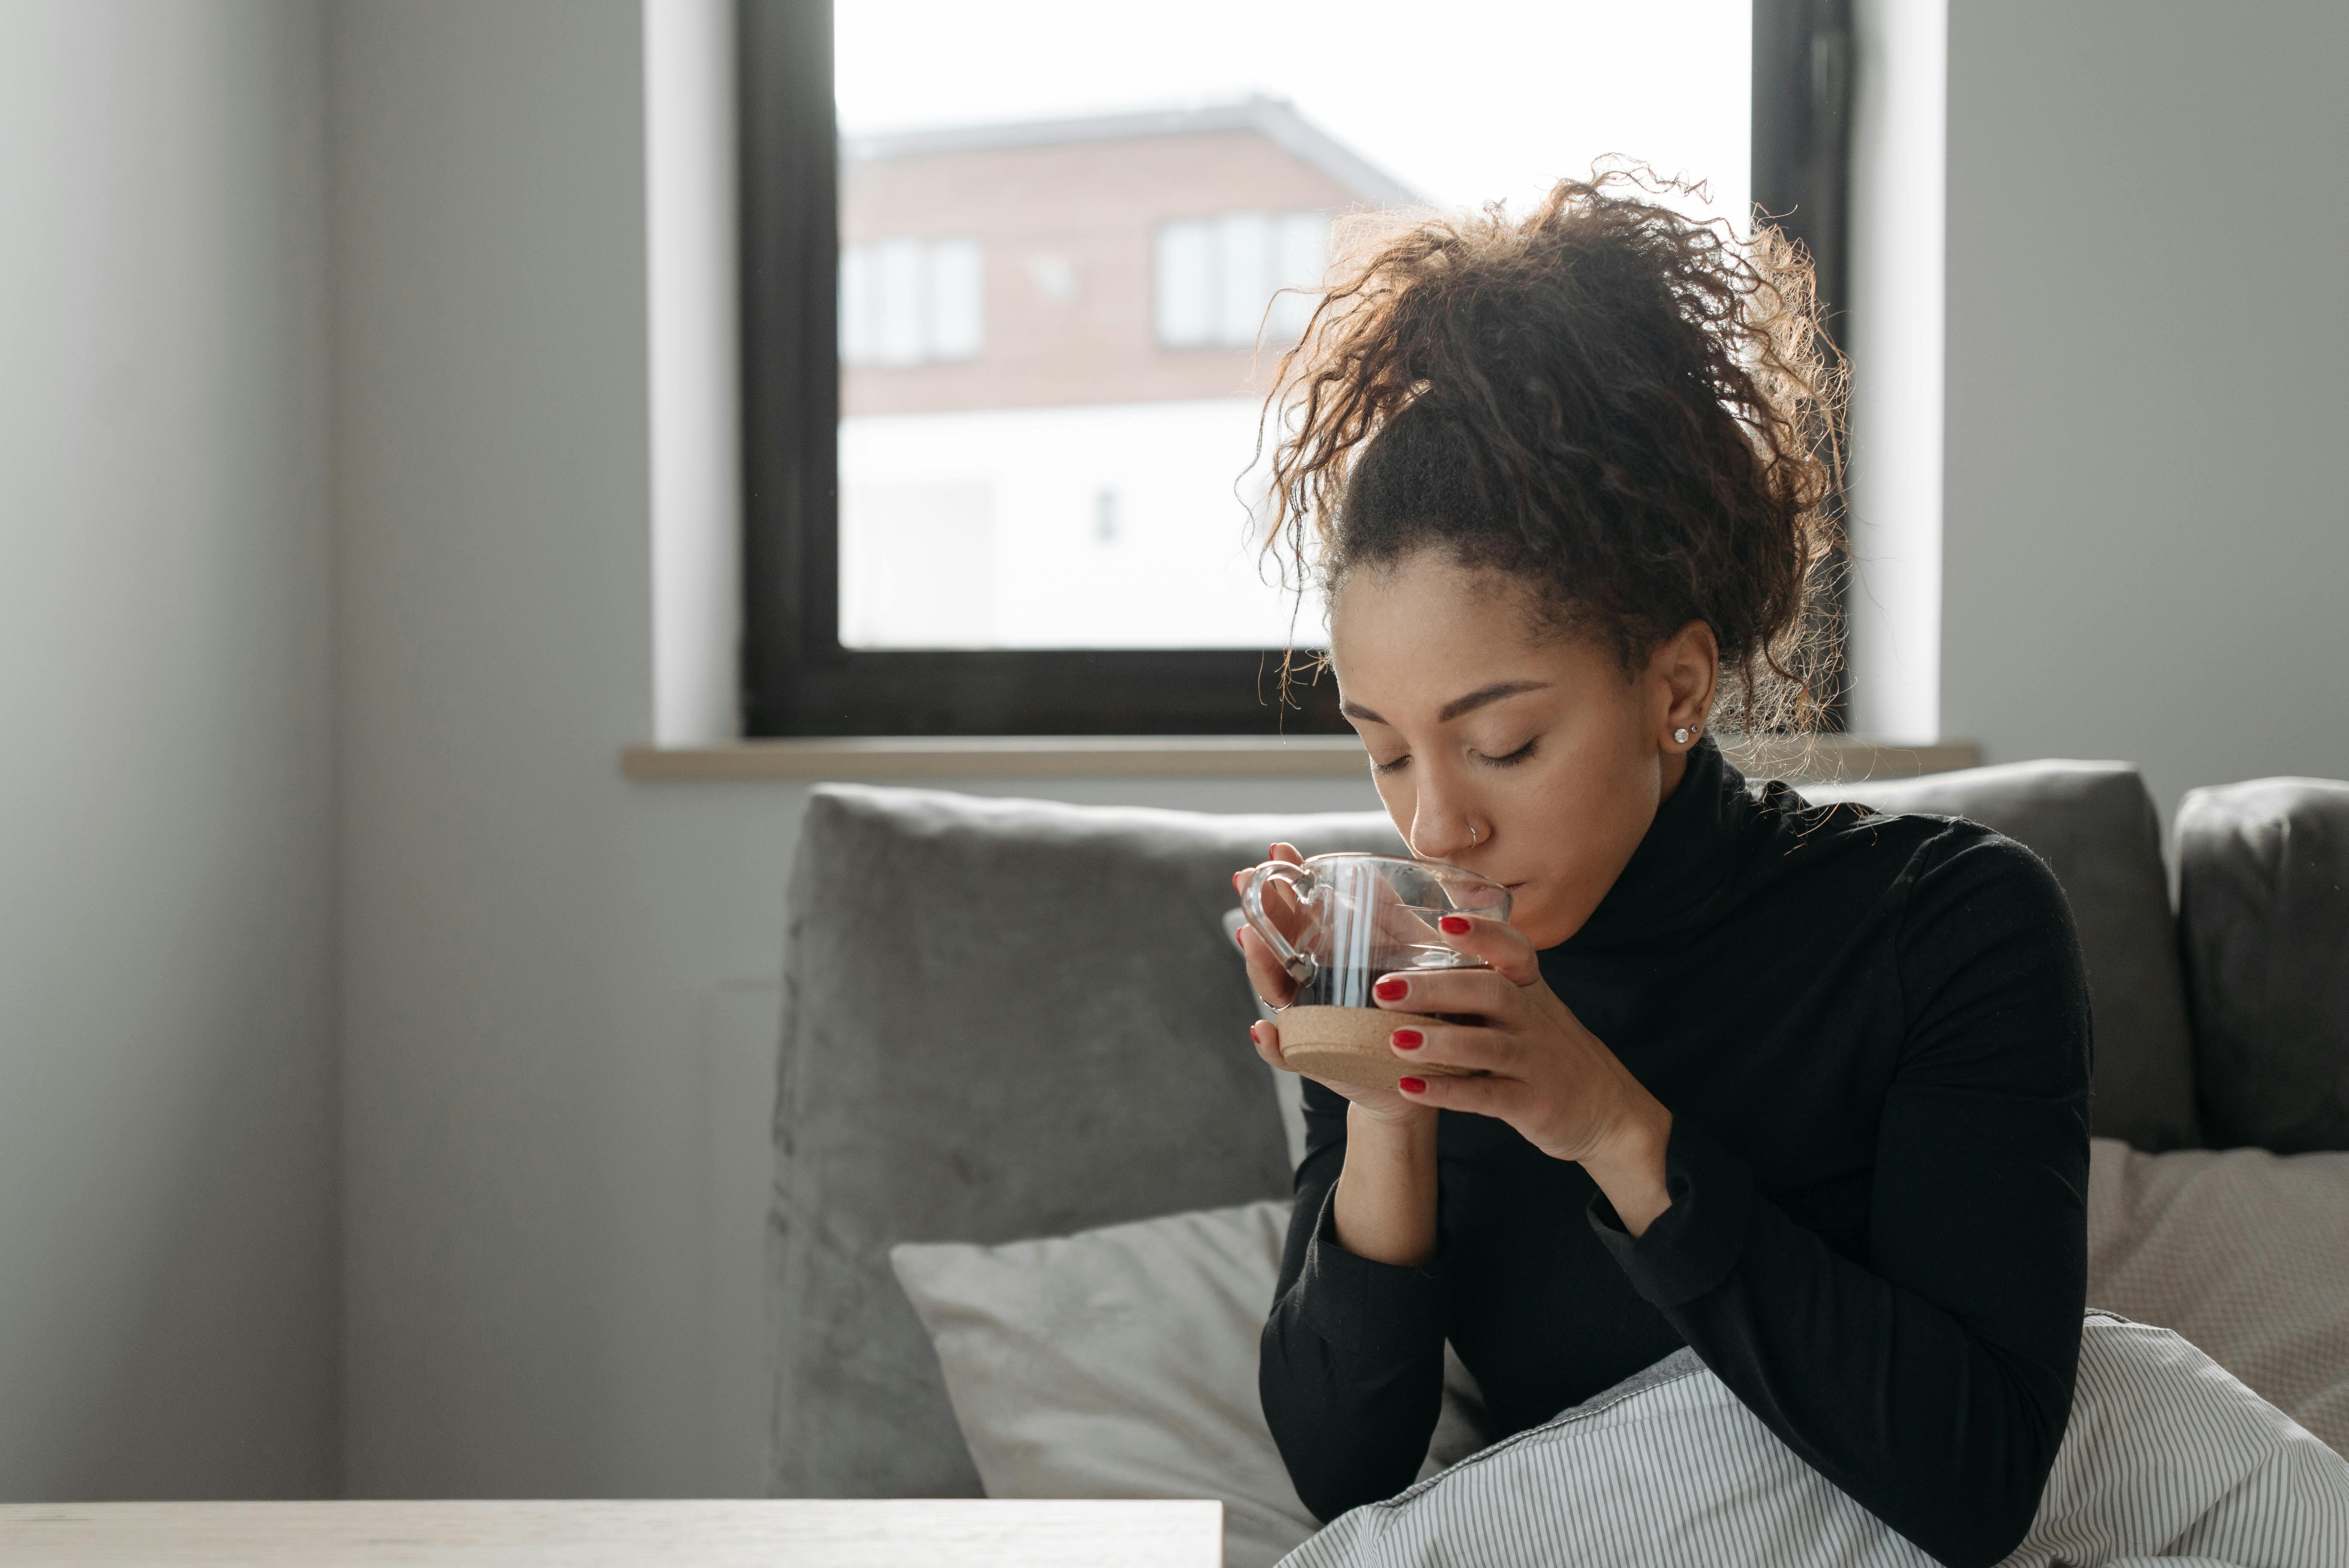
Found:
1506,891 -> 1568,950
1509,881 -> 1610,950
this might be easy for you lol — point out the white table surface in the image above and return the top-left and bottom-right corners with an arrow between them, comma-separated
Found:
0,1499 -> 1224,1567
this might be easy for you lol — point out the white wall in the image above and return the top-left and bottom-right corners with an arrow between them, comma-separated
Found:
646,0 -> 742,748
330,0 -> 1385,1496
1843,0 -> 1945,745
1941,1 -> 2349,820
0,0 -> 339,1499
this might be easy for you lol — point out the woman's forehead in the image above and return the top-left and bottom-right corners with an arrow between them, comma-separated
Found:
1329,568 -> 1618,719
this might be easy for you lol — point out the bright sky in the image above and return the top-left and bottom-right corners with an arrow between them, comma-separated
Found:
834,0 -> 1751,232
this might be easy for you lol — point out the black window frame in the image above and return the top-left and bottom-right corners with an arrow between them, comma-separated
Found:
739,0 -> 1848,738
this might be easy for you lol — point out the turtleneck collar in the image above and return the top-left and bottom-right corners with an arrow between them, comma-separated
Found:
1559,736 -> 1761,950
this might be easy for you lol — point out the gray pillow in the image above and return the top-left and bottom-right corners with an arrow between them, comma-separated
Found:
2177,777 -> 2349,1152
891,1199 -> 1488,1568
2085,1136 -> 2349,1455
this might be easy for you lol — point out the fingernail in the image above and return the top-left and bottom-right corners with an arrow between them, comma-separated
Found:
1391,1029 -> 1423,1051
1439,915 -> 1472,935
1373,978 -> 1408,1002
1234,929 -> 1245,946
1397,1077 -> 1427,1094
1249,1022 -> 1263,1044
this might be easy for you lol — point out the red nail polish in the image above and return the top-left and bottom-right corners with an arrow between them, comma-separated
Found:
1373,978 -> 1408,1002
1439,914 -> 1472,935
1398,1077 -> 1427,1094
1391,1029 -> 1423,1050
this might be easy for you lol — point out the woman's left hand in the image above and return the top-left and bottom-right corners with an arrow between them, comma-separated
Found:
1376,914 -> 1676,1233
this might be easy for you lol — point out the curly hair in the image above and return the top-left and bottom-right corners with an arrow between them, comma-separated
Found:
1262,168 -> 1847,733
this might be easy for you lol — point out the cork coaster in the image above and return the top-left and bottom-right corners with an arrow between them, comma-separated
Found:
1275,1005 -> 1472,1094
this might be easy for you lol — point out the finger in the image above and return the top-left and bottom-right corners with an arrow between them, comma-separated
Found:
1237,925 -> 1301,1008
1396,1071 -> 1529,1121
1434,912 -> 1540,986
1269,841 -> 1304,866
1386,1020 -> 1516,1076
1370,966 -> 1515,1020
1249,1020 -> 1287,1071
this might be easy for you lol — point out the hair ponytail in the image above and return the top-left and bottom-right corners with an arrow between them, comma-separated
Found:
1264,168 -> 1846,733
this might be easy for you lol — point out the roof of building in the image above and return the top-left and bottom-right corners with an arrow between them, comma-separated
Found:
842,95 -> 1424,211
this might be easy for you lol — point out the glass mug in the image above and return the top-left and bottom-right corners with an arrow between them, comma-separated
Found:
1239,853 -> 1512,1093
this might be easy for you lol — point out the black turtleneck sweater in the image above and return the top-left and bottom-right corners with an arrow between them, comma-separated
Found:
1259,742 -> 2092,1568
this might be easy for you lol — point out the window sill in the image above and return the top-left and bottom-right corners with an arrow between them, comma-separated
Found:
621,735 -> 1980,782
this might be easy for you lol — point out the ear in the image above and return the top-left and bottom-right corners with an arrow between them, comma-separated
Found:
1648,621 -> 1719,752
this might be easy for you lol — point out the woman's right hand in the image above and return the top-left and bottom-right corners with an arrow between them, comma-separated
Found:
1234,842 -> 1429,1126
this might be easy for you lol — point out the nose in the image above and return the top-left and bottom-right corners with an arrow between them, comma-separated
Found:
1407,797 -> 1480,863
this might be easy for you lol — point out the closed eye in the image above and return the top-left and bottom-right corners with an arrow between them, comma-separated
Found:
1370,752 -> 1412,776
1476,738 -> 1539,768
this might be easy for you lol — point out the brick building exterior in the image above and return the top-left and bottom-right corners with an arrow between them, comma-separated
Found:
840,98 -> 1418,417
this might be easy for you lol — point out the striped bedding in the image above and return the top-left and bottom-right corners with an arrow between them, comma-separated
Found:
1280,1314 -> 2349,1568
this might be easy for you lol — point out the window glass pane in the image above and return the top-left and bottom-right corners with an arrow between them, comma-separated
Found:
835,0 -> 1751,651
871,237 -> 927,367
1268,212 -> 1330,343
838,242 -> 877,367
927,239 -> 985,361
1155,221 -> 1212,349
1212,212 -> 1273,348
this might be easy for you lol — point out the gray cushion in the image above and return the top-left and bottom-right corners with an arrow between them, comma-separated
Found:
769,784 -> 1401,1498
1801,761 -> 2200,1151
2176,778 -> 2349,1152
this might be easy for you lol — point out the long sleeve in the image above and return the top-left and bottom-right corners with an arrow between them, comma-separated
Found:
1589,834 -> 2093,1568
1258,1078 -> 1448,1522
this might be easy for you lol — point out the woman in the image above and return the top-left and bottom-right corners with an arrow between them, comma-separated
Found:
1237,175 -> 2090,1568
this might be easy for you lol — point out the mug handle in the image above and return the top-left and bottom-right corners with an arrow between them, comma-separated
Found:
1240,861 -> 1318,984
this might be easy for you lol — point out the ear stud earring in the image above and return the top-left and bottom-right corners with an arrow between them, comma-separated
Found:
1673,726 -> 1692,745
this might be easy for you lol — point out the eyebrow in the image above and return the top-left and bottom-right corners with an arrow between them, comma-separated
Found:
1340,680 -> 1554,727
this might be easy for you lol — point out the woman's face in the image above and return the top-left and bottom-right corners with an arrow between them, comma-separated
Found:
1327,550 -> 1718,949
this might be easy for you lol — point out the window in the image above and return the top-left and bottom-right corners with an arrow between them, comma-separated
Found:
839,238 -> 983,367
1155,212 -> 1330,349
740,0 -> 1844,735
